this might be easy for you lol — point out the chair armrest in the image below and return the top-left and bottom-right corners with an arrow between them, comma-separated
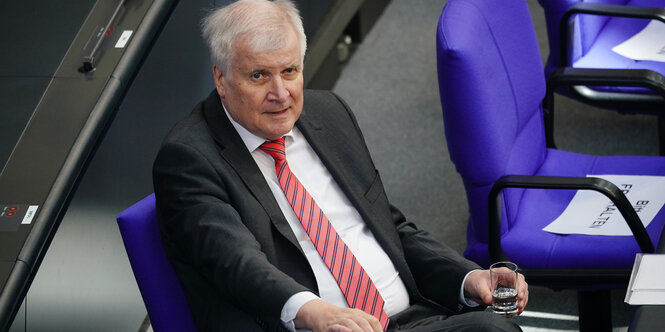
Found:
548,68 -> 665,97
559,3 -> 665,67
488,175 -> 655,263
543,67 -> 665,147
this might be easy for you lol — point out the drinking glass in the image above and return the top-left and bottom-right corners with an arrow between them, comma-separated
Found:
490,261 -> 519,315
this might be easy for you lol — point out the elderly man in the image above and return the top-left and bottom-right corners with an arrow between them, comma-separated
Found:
153,0 -> 528,331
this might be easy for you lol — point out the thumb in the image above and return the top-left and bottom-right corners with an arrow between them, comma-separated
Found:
481,290 -> 493,306
474,276 -> 493,305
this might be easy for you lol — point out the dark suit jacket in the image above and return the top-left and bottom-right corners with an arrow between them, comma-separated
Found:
153,89 -> 480,331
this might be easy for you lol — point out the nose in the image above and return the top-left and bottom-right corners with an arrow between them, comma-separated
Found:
267,77 -> 290,102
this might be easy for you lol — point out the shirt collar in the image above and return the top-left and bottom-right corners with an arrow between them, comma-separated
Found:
221,100 -> 295,152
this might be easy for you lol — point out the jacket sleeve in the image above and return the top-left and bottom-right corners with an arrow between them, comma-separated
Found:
395,206 -> 481,312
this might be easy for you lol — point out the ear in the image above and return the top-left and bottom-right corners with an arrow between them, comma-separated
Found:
212,65 -> 226,97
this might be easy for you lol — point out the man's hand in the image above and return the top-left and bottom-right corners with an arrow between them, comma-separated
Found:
464,269 -> 529,317
294,299 -> 383,332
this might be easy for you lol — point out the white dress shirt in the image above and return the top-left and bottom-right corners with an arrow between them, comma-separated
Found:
223,105 -> 476,332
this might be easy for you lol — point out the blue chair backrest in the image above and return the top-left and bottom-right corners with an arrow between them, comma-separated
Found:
436,0 -> 547,242
117,194 -> 197,332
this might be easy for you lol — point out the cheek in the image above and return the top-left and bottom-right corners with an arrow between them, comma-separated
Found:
288,82 -> 304,101
235,87 -> 265,109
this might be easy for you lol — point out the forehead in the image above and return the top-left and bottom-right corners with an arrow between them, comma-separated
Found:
239,47 -> 300,72
231,30 -> 301,71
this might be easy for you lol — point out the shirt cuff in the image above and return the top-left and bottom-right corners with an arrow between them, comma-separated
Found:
459,270 -> 480,307
280,291 -> 320,332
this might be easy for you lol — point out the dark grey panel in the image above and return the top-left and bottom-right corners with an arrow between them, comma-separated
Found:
74,0 -> 213,208
0,0 -> 95,77
0,0 -> 179,329
0,262 -> 12,290
0,78 -> 51,174
0,77 -> 108,202
16,0 -> 210,330
0,76 -> 106,261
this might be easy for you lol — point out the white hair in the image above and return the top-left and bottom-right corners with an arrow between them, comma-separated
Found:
201,0 -> 307,74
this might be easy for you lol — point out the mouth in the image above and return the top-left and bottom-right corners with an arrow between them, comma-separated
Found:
265,107 -> 289,116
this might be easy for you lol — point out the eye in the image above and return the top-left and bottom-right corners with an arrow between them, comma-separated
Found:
251,72 -> 263,80
283,67 -> 298,78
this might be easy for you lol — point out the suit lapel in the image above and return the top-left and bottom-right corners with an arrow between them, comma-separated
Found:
201,92 -> 303,252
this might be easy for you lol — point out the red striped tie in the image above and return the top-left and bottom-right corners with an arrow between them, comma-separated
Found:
260,138 -> 389,330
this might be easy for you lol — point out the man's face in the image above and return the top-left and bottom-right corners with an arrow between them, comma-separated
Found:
213,28 -> 304,141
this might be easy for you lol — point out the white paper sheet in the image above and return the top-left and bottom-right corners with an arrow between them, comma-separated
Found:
612,19 -> 665,63
542,175 -> 665,236
625,254 -> 665,305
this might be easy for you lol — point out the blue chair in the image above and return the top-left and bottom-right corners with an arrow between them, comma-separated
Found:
537,0 -> 665,153
436,0 -> 665,330
117,194 -> 197,332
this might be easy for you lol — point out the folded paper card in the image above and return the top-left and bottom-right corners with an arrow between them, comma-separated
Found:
543,175 -> 665,236
612,19 -> 665,63
625,254 -> 665,305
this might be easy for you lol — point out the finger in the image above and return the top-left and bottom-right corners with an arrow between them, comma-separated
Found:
335,318 -> 363,332
348,316 -> 372,332
330,324 -> 353,332
522,289 -> 529,309
515,290 -> 528,316
517,276 -> 528,298
352,310 -> 382,332
482,292 -> 493,306
368,316 -> 383,332
355,319 -> 378,332
519,280 -> 528,305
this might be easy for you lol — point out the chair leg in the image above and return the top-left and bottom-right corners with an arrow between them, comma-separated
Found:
578,290 -> 612,332
658,115 -> 665,156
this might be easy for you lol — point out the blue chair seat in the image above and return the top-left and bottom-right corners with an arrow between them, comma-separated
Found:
465,149 -> 665,269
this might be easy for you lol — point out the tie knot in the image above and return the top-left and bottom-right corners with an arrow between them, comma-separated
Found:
259,137 -> 286,161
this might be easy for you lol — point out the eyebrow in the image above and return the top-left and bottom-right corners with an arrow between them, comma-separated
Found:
247,62 -> 301,74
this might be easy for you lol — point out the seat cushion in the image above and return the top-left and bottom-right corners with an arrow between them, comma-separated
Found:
465,149 -> 665,268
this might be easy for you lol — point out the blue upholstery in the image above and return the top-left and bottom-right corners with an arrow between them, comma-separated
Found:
436,0 -> 665,269
538,0 -> 665,95
117,194 -> 197,332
